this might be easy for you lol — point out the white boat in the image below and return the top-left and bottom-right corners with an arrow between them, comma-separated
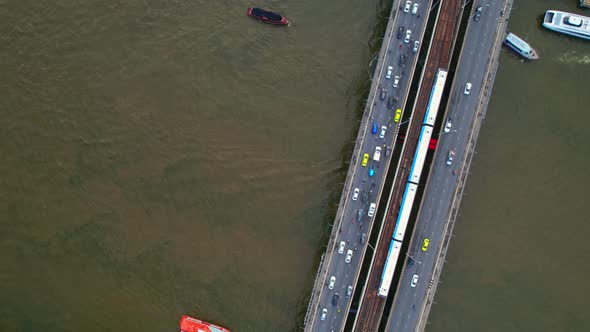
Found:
542,10 -> 590,41
503,32 -> 539,60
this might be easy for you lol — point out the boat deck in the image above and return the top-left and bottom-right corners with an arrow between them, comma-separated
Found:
581,0 -> 590,9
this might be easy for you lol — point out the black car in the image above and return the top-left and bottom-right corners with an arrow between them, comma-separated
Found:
397,26 -> 404,39
332,293 -> 340,305
474,6 -> 482,21
388,96 -> 394,108
398,53 -> 407,67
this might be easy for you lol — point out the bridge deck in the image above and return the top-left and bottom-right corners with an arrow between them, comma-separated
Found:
352,0 -> 462,331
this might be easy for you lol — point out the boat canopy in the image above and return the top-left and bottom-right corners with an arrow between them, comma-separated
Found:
251,8 -> 283,22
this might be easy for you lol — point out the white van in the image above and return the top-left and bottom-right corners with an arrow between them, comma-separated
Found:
373,146 -> 382,162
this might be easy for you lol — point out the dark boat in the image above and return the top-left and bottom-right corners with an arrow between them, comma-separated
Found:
247,7 -> 289,25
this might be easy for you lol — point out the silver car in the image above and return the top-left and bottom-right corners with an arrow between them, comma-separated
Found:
338,240 -> 346,254
329,276 -> 336,289
393,75 -> 400,88
404,1 -> 411,13
321,308 -> 328,320
413,40 -> 420,53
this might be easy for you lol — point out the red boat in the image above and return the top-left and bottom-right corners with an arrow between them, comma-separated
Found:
180,315 -> 230,332
247,7 -> 289,25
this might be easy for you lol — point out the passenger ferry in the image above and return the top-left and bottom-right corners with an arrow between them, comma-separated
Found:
503,32 -> 539,60
180,315 -> 230,332
542,10 -> 590,41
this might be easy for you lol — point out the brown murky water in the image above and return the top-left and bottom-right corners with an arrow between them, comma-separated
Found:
1,0 -> 588,331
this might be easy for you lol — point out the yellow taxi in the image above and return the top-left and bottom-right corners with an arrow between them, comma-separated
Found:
362,153 -> 370,166
394,109 -> 402,123
421,238 -> 430,252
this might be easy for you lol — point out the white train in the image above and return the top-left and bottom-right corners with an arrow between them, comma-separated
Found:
377,69 -> 447,298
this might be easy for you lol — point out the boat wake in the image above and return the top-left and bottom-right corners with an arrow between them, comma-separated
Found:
558,51 -> 590,65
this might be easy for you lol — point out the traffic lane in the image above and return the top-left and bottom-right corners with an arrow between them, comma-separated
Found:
388,3 -> 507,330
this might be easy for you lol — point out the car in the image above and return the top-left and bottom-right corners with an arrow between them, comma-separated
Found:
372,123 -> 378,134
380,88 -> 387,100
393,75 -> 400,88
412,3 -> 419,15
413,40 -> 420,53
329,276 -> 336,289
474,6 -> 482,21
379,126 -> 387,139
398,53 -> 407,67
373,146 -> 381,162
346,285 -> 353,298
397,26 -> 404,39
368,202 -> 376,217
404,29 -> 412,44
411,274 -> 419,287
362,153 -> 370,166
321,308 -> 328,321
388,95 -> 395,108
422,238 -> 430,251
394,108 -> 402,123
356,208 -> 364,222
339,240 -> 346,254
345,249 -> 353,263
444,117 -> 452,133
332,293 -> 340,305
360,233 -> 366,244
368,166 -> 375,177
464,82 -> 472,95
352,187 -> 360,201
404,1 -> 411,13
386,66 -> 393,79
446,149 -> 455,165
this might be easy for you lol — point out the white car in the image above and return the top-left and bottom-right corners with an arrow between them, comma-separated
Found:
321,308 -> 328,321
386,65 -> 393,79
411,274 -> 419,287
329,276 -> 336,289
464,82 -> 472,95
393,75 -> 400,88
412,3 -> 419,15
368,202 -> 376,217
338,240 -> 346,254
413,40 -> 420,53
404,1 -> 411,13
379,126 -> 387,139
404,30 -> 412,44
345,249 -> 353,263
352,187 -> 360,201
444,117 -> 452,133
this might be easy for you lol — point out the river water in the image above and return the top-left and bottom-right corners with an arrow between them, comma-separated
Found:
0,0 -> 587,331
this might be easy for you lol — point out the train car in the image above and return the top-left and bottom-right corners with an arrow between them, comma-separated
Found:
408,125 -> 433,184
423,69 -> 447,127
393,183 -> 418,242
378,240 -> 402,297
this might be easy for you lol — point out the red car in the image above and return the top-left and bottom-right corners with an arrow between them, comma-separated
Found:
247,7 -> 289,25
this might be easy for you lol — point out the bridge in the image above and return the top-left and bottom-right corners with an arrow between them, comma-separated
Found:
304,0 -> 513,331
